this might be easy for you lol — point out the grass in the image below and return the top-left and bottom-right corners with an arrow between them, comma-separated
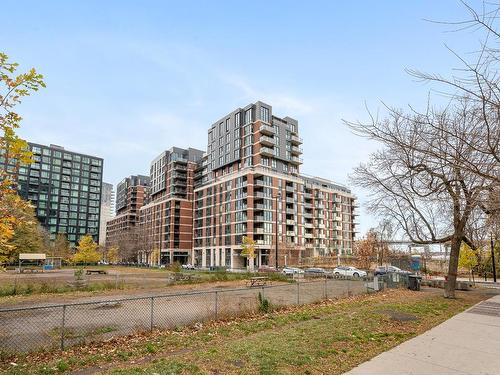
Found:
0,288 -> 488,374
0,281 -> 125,297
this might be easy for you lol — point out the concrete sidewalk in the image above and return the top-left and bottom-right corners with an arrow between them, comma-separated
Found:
345,294 -> 500,375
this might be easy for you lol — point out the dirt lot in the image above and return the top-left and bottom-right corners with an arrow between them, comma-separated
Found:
0,278 -> 367,353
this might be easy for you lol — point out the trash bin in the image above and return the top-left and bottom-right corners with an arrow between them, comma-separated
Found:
408,275 -> 422,291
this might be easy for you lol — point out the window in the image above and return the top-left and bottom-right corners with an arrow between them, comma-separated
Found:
219,122 -> 223,133
245,109 -> 252,124
260,107 -> 270,123
225,133 -> 230,143
234,113 -> 240,127
225,118 -> 230,132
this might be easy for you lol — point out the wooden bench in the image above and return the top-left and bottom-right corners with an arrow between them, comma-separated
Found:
246,276 -> 270,287
85,269 -> 107,275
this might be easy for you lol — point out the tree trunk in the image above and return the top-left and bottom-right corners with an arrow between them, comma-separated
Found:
445,237 -> 461,298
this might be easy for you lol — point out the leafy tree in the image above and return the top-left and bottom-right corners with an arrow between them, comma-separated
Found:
459,242 -> 478,282
151,247 -> 160,266
0,194 -> 41,263
0,52 -> 45,265
52,233 -> 72,261
240,236 -> 256,272
106,246 -> 119,264
72,235 -> 100,264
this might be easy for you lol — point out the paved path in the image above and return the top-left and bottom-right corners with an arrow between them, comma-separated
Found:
345,295 -> 500,375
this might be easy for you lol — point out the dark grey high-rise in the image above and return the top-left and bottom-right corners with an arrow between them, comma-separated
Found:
16,143 -> 103,245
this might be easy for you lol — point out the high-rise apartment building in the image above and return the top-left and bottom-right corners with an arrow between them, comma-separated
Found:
116,101 -> 357,268
139,147 -> 204,264
105,175 -> 150,253
99,182 -> 115,246
192,101 -> 357,269
14,143 -> 103,244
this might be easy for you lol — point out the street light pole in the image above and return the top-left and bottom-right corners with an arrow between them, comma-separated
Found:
491,234 -> 497,283
275,192 -> 281,270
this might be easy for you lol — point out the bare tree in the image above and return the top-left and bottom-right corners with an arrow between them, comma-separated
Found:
345,2 -> 498,298
346,99 -> 495,298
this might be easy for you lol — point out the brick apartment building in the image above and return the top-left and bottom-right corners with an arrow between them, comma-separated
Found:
138,147 -> 204,264
105,175 -> 150,257
110,101 -> 357,268
191,101 -> 357,269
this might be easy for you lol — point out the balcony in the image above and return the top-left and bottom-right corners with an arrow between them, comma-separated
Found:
260,124 -> 275,135
286,219 -> 295,225
285,185 -> 294,192
254,215 -> 265,221
304,233 -> 313,238
172,172 -> 187,179
254,203 -> 267,210
286,231 -> 295,236
290,146 -> 302,155
289,156 -> 303,164
173,180 -> 187,187
286,208 -> 295,214
317,223 -> 326,229
303,192 -> 312,199
290,135 -> 303,144
303,212 -> 313,218
260,147 -> 274,156
255,191 -> 271,199
254,179 -> 267,187
255,227 -> 265,234
315,204 -> 325,209
260,135 -> 275,146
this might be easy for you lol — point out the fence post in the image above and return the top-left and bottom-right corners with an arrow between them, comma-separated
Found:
150,297 -> 154,332
347,278 -> 351,297
324,278 -> 327,300
214,291 -> 218,320
60,305 -> 66,350
296,282 -> 300,305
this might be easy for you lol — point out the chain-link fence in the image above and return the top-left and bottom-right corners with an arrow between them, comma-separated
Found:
0,276 -> 392,354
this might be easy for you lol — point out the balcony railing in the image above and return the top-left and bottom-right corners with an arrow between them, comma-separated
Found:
260,135 -> 275,146
260,147 -> 274,156
290,134 -> 303,144
260,124 -> 275,135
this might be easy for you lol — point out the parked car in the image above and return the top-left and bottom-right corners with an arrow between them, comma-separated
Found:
333,266 -> 367,278
304,267 -> 328,276
374,265 -> 411,276
181,263 -> 195,270
282,267 -> 304,275
258,265 -> 279,273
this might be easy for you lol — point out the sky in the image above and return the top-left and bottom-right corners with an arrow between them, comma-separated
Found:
1,1 -> 485,235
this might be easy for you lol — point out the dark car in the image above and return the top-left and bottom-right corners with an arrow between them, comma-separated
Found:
374,265 -> 411,276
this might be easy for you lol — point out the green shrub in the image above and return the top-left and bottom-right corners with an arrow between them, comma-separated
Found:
258,292 -> 271,313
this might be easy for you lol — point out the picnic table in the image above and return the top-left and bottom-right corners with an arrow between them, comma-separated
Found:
85,269 -> 107,275
246,276 -> 270,287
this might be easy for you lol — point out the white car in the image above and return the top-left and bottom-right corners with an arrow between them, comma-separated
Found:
181,264 -> 195,270
282,267 -> 304,275
333,266 -> 367,278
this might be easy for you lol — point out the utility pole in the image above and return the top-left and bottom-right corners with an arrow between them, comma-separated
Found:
491,234 -> 497,283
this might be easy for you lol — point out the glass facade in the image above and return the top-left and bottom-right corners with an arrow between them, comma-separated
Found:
16,143 -> 103,244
